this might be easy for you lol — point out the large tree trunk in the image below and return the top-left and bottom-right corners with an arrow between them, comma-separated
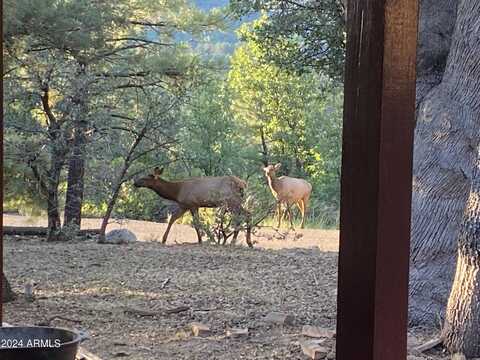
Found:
2,273 -> 15,303
47,151 -> 64,241
442,146 -> 480,357
415,0 -> 459,104
409,0 -> 480,325
39,86 -> 68,241
64,63 -> 89,228
64,127 -> 86,227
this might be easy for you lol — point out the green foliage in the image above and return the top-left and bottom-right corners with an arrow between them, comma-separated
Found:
4,0 -> 221,221
4,1 -> 344,230
177,78 -> 256,177
229,0 -> 346,80
227,22 -> 343,227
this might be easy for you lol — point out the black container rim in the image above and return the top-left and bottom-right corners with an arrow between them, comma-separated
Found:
0,326 -> 83,348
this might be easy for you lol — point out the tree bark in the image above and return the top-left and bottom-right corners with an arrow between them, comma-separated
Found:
28,153 -> 63,240
415,0 -> 459,104
443,146 -> 480,358
64,63 -> 89,228
39,84 -> 68,241
409,0 -> 480,325
46,148 -> 65,241
64,126 -> 86,227
2,273 -> 15,303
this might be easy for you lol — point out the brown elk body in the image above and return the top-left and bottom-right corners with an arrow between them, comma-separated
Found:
134,167 -> 252,247
263,163 -> 312,229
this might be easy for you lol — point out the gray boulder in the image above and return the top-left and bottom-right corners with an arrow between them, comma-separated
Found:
103,229 -> 137,244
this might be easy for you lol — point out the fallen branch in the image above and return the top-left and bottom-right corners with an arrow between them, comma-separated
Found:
3,226 -> 101,237
122,305 -> 190,317
192,308 -> 220,312
164,306 -> 190,314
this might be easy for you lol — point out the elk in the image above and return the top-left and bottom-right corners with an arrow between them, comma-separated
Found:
133,167 -> 252,247
263,163 -> 312,229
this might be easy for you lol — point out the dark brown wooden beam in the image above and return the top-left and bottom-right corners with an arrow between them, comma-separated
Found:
1,0 -> 4,324
336,0 -> 418,359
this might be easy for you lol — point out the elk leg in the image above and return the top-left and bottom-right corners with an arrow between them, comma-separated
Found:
229,205 -> 241,245
244,207 -> 253,248
298,200 -> 306,229
162,206 -> 187,244
190,208 -> 203,244
287,205 -> 295,230
301,194 -> 310,229
228,204 -> 252,247
276,202 -> 283,228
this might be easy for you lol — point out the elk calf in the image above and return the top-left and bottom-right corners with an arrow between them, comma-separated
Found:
263,163 -> 312,229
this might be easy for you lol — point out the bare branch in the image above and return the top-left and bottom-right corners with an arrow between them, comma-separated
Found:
129,20 -> 170,27
106,37 -> 173,47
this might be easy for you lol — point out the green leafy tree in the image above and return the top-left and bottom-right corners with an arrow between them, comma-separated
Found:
229,0 -> 346,79
228,21 -> 343,226
178,78 -> 255,178
3,0 -> 222,239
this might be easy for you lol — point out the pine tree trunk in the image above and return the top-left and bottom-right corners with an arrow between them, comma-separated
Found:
443,147 -> 480,358
39,85 -> 67,242
409,0 -> 480,325
2,273 -> 15,303
64,128 -> 86,227
64,62 -> 88,228
47,151 -> 64,241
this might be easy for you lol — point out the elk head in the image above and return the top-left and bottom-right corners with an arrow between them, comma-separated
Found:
263,163 -> 281,178
133,167 -> 164,188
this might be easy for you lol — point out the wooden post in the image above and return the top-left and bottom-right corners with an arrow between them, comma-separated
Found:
336,0 -> 418,360
0,0 -> 4,325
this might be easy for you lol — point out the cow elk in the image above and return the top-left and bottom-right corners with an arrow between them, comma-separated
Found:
263,163 -> 312,229
133,167 -> 252,247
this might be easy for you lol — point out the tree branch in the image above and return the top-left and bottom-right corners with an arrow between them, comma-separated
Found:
106,37 -> 173,47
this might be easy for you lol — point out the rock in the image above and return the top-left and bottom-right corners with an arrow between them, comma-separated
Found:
104,229 -> 137,244
226,328 -> 249,338
190,322 -> 210,337
264,312 -> 295,325
451,354 -> 466,360
302,325 -> 336,339
407,356 -> 425,360
300,339 -> 329,360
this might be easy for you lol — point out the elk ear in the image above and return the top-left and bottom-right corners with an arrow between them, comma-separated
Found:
153,167 -> 164,178
274,163 -> 282,170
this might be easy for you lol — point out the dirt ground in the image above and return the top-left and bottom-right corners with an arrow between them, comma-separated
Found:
3,215 -> 447,359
